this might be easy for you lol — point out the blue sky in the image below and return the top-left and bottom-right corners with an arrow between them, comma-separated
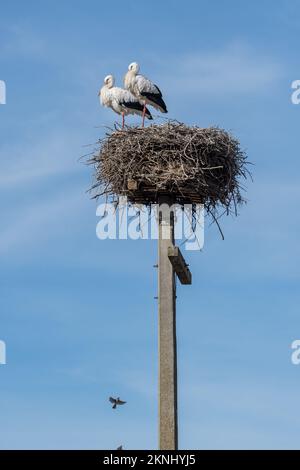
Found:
0,0 -> 300,450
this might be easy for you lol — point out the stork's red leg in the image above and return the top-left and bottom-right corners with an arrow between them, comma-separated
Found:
122,112 -> 125,129
142,105 -> 146,128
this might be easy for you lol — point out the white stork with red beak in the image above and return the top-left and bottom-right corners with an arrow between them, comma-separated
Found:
99,74 -> 153,128
124,62 -> 168,127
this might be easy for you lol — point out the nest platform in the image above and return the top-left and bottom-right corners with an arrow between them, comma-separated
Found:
89,122 -> 250,219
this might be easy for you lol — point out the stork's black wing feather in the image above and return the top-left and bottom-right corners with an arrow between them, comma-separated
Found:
153,84 -> 163,96
122,100 -> 144,112
122,101 -> 153,119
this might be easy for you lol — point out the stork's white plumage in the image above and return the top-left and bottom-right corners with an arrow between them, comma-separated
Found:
99,75 -> 153,128
124,62 -> 168,127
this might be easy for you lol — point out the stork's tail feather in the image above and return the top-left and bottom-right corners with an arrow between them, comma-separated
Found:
141,92 -> 168,113
158,98 -> 168,114
151,97 -> 167,113
145,107 -> 153,120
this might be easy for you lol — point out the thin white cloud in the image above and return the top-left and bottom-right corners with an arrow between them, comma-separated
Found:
164,43 -> 284,95
0,23 -> 46,59
200,183 -> 298,282
0,129 -> 85,188
0,185 -> 85,256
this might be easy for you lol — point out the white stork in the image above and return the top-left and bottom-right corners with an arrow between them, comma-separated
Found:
99,75 -> 153,128
124,62 -> 168,127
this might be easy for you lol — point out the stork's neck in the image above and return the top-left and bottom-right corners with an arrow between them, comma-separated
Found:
129,70 -> 137,78
100,85 -> 113,105
124,70 -> 136,90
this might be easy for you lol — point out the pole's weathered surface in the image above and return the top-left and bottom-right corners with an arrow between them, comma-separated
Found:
158,196 -> 178,450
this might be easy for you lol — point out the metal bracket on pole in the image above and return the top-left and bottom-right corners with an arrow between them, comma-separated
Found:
168,246 -> 192,285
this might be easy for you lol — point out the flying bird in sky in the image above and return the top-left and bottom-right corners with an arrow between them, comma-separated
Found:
124,62 -> 168,127
109,396 -> 126,409
99,75 -> 152,128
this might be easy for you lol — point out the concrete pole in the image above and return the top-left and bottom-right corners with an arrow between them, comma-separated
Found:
158,195 -> 178,450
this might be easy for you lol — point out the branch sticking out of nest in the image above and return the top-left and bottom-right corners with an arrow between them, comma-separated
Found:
88,121 -> 251,222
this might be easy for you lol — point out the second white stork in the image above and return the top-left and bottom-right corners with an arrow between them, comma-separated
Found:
99,75 -> 153,128
124,62 -> 168,127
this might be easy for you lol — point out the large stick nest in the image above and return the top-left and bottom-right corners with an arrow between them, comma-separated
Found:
89,121 -> 251,220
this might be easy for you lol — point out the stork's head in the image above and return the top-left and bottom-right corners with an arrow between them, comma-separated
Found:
104,74 -> 115,88
128,62 -> 140,73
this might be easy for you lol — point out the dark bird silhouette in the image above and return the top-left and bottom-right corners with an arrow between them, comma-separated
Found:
109,396 -> 126,409
117,446 -> 123,450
